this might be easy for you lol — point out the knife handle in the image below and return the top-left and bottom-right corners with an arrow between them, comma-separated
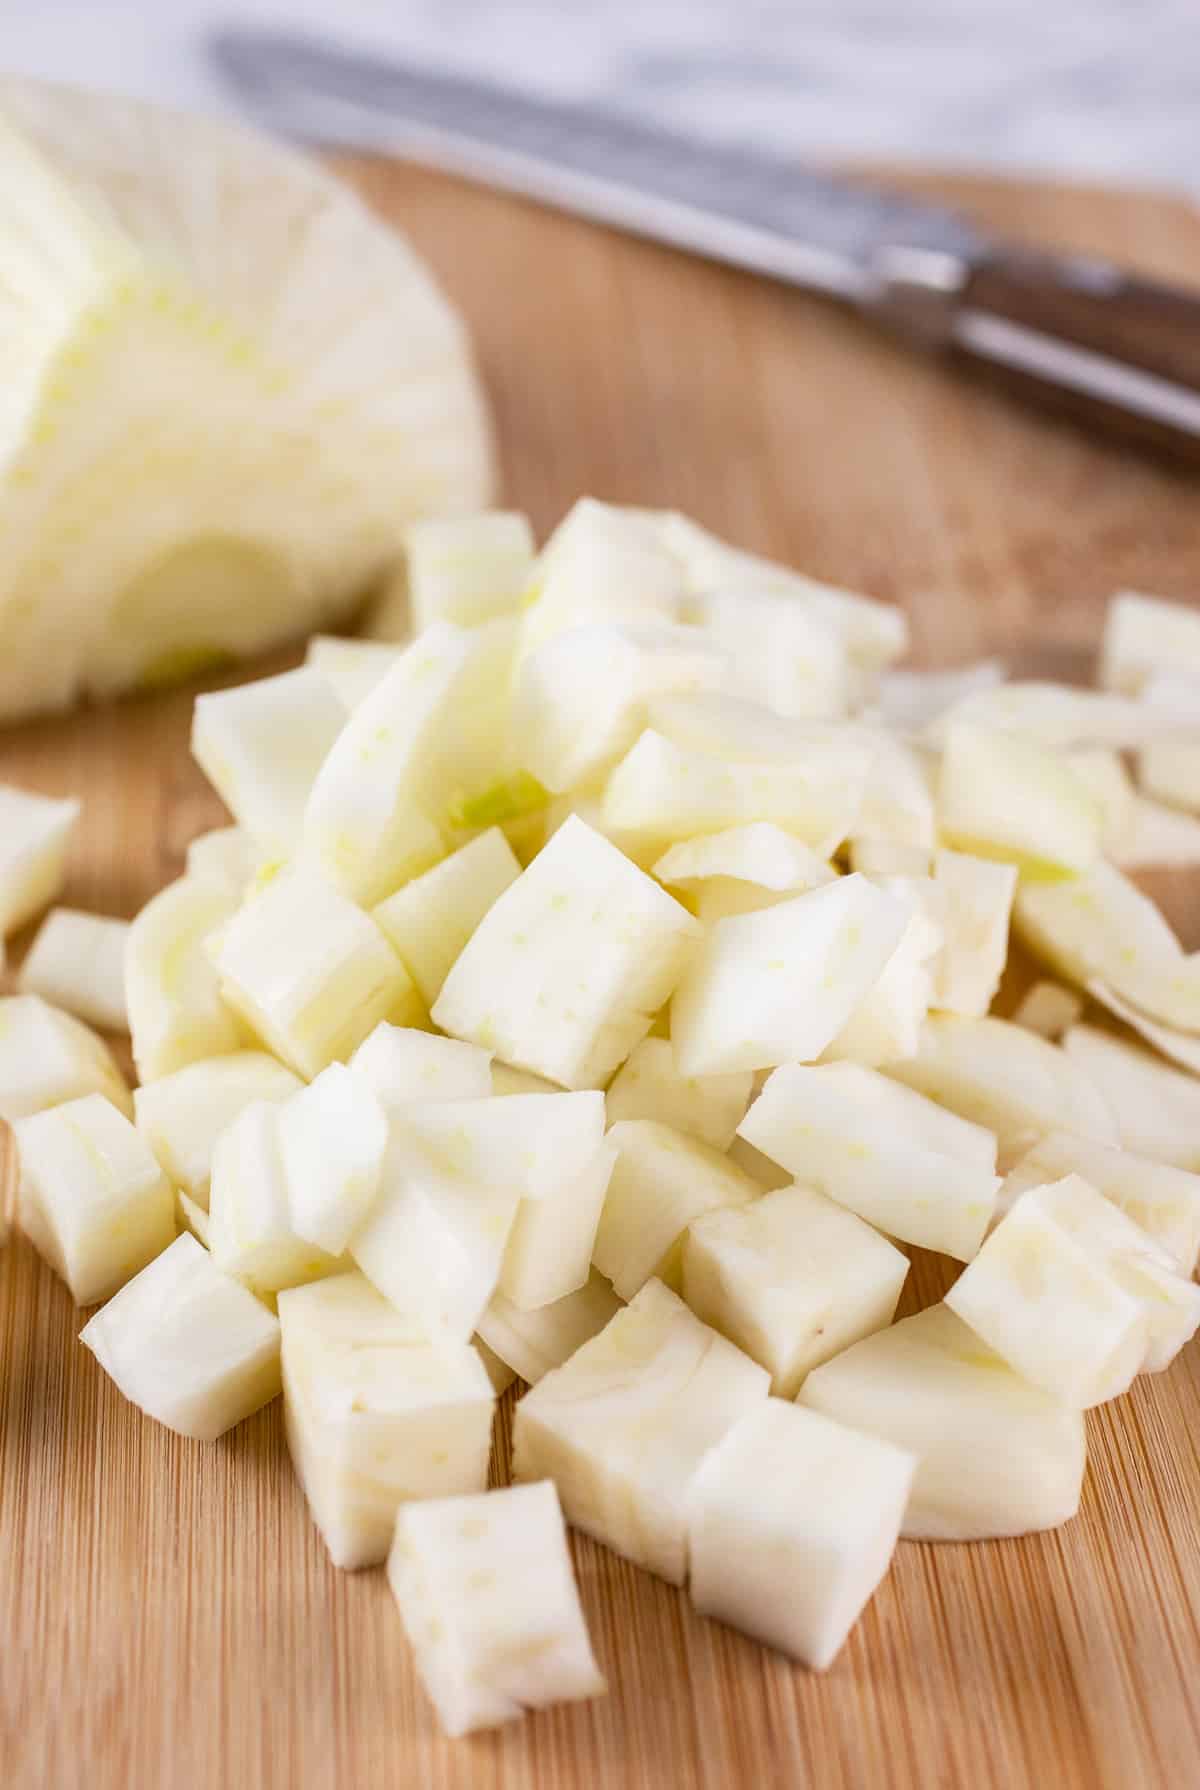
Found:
873,245 -> 1200,462
956,252 -> 1200,462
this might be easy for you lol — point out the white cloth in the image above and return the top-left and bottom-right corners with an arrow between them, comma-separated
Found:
5,0 -> 1199,192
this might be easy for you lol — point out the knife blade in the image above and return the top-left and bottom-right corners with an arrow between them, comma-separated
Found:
211,28 -> 1200,462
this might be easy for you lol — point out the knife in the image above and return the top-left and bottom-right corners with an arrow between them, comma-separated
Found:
211,28 -> 1200,464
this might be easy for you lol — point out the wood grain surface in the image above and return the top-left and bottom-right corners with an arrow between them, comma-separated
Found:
3,156 -> 1200,1790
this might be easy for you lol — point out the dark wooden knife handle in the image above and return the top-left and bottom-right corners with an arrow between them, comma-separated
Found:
952,250 -> 1200,463
966,252 -> 1200,387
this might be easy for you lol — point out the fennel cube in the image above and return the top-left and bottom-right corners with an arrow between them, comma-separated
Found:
433,816 -> 700,1090
604,728 -> 870,861
1100,590 -> 1200,693
18,908 -> 130,1033
1013,861 -> 1184,1021
276,1062 -> 388,1256
355,1091 -> 605,1326
937,724 -> 1101,876
1000,1131 -> 1200,1274
604,1037 -> 752,1151
209,1102 -> 343,1298
14,1092 -> 175,1304
512,621 -> 726,793
945,1176 -> 1160,1407
0,785 -> 79,937
350,1122 -> 520,1340
0,995 -> 132,1123
739,1061 -> 998,1261
217,865 -> 419,1079
655,821 -> 837,926
388,1480 -> 605,1736
592,1119 -> 760,1300
799,1303 -> 1086,1541
280,1271 -> 494,1568
1139,737 -> 1200,817
132,1050 -> 302,1208
823,876 -> 941,1067
670,875 -> 908,1078
125,875 -> 242,1083
372,827 -> 520,1007
932,849 -> 1017,1018
184,826 -> 258,896
687,1399 -> 914,1668
301,620 -> 510,906
499,1137 -> 615,1311
886,1014 -> 1117,1161
80,1233 -> 281,1441
682,1184 -> 908,1396
349,1024 -> 494,1108
304,637 -> 402,710
513,1278 -> 769,1585
694,587 -> 848,720
406,510 -> 536,632
1062,1025 -> 1200,1171
518,499 -> 685,657
191,666 -> 347,858
477,1271 -> 623,1385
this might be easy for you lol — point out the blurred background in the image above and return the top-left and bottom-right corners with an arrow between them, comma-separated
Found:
7,0 -> 1200,193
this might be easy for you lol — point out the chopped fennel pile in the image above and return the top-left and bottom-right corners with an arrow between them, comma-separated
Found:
2,497 -> 1200,1734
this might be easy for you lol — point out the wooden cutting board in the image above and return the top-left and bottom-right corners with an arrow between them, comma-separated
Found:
2,157 -> 1200,1790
